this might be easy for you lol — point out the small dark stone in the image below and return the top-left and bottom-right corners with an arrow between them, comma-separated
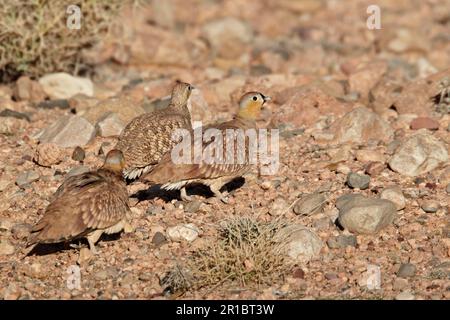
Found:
0,109 -> 31,121
327,235 -> 357,249
72,146 -> 85,162
37,99 -> 70,109
152,232 -> 167,247
292,267 -> 305,279
397,263 -> 416,278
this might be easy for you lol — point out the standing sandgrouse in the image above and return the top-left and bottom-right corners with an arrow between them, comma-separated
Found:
27,150 -> 132,254
141,92 -> 270,202
115,81 -> 194,180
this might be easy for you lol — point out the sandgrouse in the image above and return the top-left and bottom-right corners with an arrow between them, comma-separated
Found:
27,150 -> 132,254
141,92 -> 270,202
115,81 -> 194,180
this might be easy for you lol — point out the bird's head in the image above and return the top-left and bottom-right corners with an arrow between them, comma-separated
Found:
237,92 -> 271,120
171,80 -> 194,106
103,149 -> 126,173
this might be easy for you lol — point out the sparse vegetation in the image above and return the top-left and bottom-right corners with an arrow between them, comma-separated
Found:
0,0 -> 126,82
161,217 -> 290,295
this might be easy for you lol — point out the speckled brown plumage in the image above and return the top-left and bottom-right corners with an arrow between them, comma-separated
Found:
115,81 -> 193,179
27,150 -> 131,253
141,92 -> 270,202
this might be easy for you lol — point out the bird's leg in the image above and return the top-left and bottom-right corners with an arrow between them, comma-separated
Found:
180,187 -> 192,202
86,230 -> 103,254
209,183 -> 229,204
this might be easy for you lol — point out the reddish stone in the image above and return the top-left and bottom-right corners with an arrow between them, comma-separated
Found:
410,117 -> 439,130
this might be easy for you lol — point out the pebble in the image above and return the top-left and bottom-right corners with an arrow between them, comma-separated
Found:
34,143 -> 62,167
397,263 -> 416,278
71,146 -> 85,162
389,131 -> 448,177
166,223 -> 199,242
395,291 -> 415,300
380,186 -> 406,210
95,112 -> 125,137
446,183 -> 450,194
326,235 -> 357,249
293,193 -> 326,216
270,197 -> 289,216
151,232 -> 167,247
39,72 -> 94,99
273,225 -> 323,263
37,115 -> 95,148
346,172 -> 370,190
420,200 -> 440,213
184,200 -> 201,213
393,278 -> 409,291
410,117 -> 439,130
0,239 -> 15,255
16,170 -> 40,188
337,194 -> 397,234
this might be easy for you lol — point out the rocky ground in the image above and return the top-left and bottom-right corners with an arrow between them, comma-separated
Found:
0,0 -> 450,300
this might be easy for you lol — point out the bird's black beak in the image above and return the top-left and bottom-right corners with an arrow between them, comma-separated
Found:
262,94 -> 271,104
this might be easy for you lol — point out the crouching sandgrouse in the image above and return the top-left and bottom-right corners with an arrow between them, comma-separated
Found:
27,150 -> 132,254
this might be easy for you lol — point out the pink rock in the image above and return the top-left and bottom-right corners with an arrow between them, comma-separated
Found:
410,117 -> 439,130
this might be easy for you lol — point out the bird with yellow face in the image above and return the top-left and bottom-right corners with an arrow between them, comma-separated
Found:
142,91 -> 271,203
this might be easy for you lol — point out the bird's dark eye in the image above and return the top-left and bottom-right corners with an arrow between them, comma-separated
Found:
188,85 -> 192,91
253,96 -> 257,101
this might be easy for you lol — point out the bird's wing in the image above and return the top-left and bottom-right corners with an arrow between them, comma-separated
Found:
29,171 -> 129,244
142,119 -> 254,183
116,112 -> 191,169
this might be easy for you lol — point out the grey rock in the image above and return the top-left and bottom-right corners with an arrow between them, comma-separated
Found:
95,112 -> 125,137
337,195 -> 397,234
37,115 -> 95,148
39,73 -> 93,100
16,170 -> 39,188
273,225 -> 323,263
397,263 -> 416,278
330,107 -> 394,144
167,223 -> 199,242
293,193 -> 327,216
380,186 -> 406,210
347,172 -> 370,190
389,131 -> 448,177
184,200 -> 201,213
420,200 -> 440,213
37,99 -> 70,110
0,109 -> 31,122
327,235 -> 357,249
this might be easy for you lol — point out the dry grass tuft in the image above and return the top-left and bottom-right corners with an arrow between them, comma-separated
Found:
161,217 -> 290,296
0,0 -> 133,82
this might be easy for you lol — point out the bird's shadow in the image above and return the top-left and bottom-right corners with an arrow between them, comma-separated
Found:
26,233 -> 122,256
131,177 -> 246,203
